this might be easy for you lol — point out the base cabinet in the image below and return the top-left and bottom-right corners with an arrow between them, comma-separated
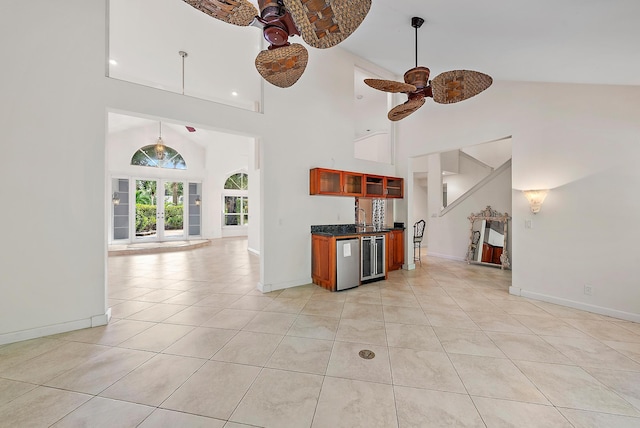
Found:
387,229 -> 404,271
312,231 -> 398,291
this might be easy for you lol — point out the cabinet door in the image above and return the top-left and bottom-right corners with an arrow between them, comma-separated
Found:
310,168 -> 342,195
343,171 -> 364,196
364,175 -> 385,197
387,230 -> 404,271
386,232 -> 395,271
312,234 -> 336,290
393,230 -> 404,268
385,177 -> 404,198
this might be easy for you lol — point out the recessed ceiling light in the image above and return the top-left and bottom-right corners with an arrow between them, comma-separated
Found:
356,94 -> 364,100
109,59 -> 118,66
231,91 -> 239,97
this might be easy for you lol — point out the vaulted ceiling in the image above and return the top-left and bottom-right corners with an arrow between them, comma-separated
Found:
108,1 -> 640,142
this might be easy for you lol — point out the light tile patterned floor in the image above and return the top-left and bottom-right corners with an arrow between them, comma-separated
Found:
1,237 -> 640,427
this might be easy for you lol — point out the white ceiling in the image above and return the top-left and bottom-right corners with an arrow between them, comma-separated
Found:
340,0 -> 640,86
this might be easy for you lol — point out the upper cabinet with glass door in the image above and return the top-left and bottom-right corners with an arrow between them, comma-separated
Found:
310,168 -> 363,197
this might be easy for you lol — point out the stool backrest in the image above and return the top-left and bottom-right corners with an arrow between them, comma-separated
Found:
413,219 -> 426,241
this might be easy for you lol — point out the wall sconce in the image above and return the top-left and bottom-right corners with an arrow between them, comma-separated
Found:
523,189 -> 549,214
195,196 -> 201,206
112,192 -> 120,205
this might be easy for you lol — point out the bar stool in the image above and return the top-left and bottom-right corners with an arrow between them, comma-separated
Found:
413,219 -> 426,264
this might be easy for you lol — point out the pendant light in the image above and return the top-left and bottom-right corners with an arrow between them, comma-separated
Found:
155,122 -> 166,160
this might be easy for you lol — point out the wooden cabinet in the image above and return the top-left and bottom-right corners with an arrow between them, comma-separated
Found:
310,168 -> 402,199
310,168 -> 363,197
387,229 -> 404,271
364,174 -> 403,198
364,175 -> 385,197
312,230 -> 402,291
343,171 -> 364,196
312,234 -> 336,290
385,177 -> 404,198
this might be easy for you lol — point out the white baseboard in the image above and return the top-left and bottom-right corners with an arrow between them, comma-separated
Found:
403,263 -> 416,270
511,287 -> 640,323
92,308 -> 112,327
247,247 -> 260,256
258,277 -> 313,293
0,310 -> 112,346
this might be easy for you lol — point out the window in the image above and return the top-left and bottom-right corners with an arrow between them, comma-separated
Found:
223,173 -> 249,226
224,173 -> 248,190
131,145 -> 186,169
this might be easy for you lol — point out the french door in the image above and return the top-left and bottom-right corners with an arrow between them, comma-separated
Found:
135,179 -> 185,241
111,178 -> 201,243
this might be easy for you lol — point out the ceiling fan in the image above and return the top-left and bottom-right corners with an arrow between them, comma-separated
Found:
365,17 -> 493,121
183,0 -> 371,88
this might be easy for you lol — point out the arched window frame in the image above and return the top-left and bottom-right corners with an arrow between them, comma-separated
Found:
222,171 -> 249,227
130,145 -> 187,169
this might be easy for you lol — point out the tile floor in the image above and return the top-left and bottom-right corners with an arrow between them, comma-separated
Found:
1,237 -> 640,427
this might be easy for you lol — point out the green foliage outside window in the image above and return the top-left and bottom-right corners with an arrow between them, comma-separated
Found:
135,204 -> 184,234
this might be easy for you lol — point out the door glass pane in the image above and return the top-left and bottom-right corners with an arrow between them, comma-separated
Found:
188,182 -> 202,236
135,179 -> 157,238
163,181 -> 184,238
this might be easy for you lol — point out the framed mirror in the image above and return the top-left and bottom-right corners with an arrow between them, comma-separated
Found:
466,206 -> 511,269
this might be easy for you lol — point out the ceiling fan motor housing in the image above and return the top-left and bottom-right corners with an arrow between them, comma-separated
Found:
404,66 -> 430,89
259,1 -> 300,47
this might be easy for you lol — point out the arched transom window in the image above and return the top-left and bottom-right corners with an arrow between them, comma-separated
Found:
131,145 -> 186,169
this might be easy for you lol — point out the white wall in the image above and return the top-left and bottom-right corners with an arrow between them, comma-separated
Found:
1,1 -> 109,343
396,80 -> 640,321
354,132 -> 391,164
427,164 -> 512,262
444,153 -> 493,206
0,0 -> 397,342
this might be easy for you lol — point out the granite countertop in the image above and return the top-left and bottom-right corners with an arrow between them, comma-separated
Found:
311,224 -> 405,237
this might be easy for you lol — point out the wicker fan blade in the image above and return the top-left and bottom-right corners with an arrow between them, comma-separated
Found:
283,0 -> 372,49
431,70 -> 493,104
255,44 -> 309,88
388,98 -> 426,121
182,0 -> 258,26
364,79 -> 417,94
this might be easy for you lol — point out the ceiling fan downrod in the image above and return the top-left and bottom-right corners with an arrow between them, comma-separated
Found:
411,17 -> 424,68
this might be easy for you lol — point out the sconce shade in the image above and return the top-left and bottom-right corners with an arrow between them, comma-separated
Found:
523,189 -> 549,214
112,192 -> 120,205
195,196 -> 201,206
